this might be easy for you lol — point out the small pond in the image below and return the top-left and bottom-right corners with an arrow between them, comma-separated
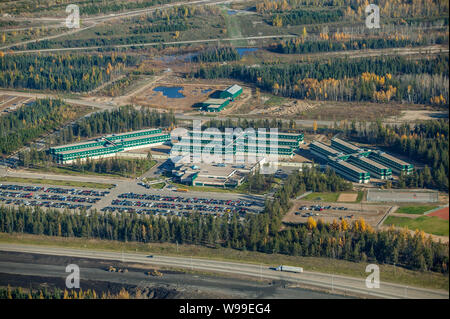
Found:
236,47 -> 259,57
153,86 -> 185,98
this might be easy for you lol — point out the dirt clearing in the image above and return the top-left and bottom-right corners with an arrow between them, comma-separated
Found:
337,193 -> 358,202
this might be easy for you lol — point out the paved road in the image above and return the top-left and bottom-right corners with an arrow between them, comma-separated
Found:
6,34 -> 298,54
0,0 -> 246,52
0,258 -> 346,299
0,244 -> 447,299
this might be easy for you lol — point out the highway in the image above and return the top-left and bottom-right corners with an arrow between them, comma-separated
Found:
0,243 -> 447,299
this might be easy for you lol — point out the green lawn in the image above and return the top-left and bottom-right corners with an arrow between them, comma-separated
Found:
384,216 -> 449,236
150,182 -> 166,189
169,182 -> 248,194
0,176 -> 115,189
396,206 -> 438,215
303,192 -> 340,202
0,232 -> 447,291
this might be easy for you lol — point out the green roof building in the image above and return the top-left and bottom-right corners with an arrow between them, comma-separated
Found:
50,128 -> 170,164
201,98 -> 230,112
219,84 -> 243,99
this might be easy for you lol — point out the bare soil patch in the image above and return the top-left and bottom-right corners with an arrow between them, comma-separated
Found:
337,193 -> 358,202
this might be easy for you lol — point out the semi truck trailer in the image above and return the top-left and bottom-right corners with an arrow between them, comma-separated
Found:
275,265 -> 303,273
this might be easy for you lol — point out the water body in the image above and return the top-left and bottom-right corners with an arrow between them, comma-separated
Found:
201,88 -> 213,94
227,10 -> 238,15
236,47 -> 259,57
153,86 -> 185,98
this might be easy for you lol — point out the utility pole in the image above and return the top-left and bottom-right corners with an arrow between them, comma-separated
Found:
260,264 -> 262,281
331,275 -> 334,292
191,256 -> 193,270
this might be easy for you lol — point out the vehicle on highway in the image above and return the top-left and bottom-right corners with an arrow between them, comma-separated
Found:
274,265 -> 304,273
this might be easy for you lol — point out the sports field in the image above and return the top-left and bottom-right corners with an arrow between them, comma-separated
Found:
384,216 -> 449,236
396,206 -> 439,215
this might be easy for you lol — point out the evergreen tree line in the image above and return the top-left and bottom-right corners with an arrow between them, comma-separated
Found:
0,99 -> 78,155
0,53 -> 136,92
69,157 -> 154,178
132,22 -> 190,34
272,36 -> 443,54
247,170 -> 275,194
193,47 -> 241,63
203,117 -> 298,131
193,55 -> 448,105
346,119 -> 449,191
18,36 -> 166,51
271,8 -> 344,26
77,0 -> 176,16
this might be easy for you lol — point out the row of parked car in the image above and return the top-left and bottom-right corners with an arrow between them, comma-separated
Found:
0,190 -> 101,204
101,206 -> 244,219
298,205 -> 349,212
118,192 -> 258,208
0,197 -> 92,210
110,199 -> 249,214
0,184 -> 110,197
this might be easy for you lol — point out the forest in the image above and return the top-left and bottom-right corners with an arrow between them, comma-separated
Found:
271,8 -> 344,26
0,53 -> 137,92
193,54 -> 449,105
0,99 -> 81,156
271,36 -> 443,54
193,47 -> 240,63
256,0 -> 448,20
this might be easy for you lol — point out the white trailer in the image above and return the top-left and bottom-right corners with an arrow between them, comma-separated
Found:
275,265 -> 303,273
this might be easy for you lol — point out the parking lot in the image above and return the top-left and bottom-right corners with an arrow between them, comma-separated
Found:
0,183 -> 111,211
0,180 -> 265,218
283,200 -> 391,227
101,192 -> 262,218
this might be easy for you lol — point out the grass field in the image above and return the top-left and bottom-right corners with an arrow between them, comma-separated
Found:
169,182 -> 249,194
384,216 -> 449,236
0,177 -> 115,189
150,182 -> 166,189
0,232 -> 447,291
396,206 -> 438,215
